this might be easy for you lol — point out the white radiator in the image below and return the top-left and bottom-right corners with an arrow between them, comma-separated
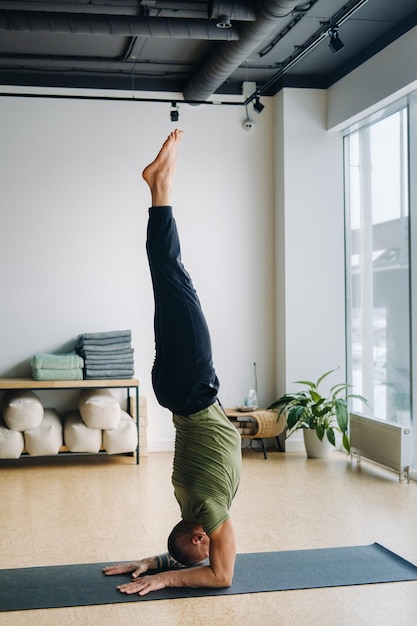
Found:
350,413 -> 412,482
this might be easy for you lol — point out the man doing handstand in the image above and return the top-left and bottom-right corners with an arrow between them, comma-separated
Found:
103,130 -> 242,596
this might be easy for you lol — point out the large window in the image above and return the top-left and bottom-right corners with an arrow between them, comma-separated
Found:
344,103 -> 411,427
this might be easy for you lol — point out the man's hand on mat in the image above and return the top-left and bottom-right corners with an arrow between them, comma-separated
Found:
102,560 -> 151,579
116,573 -> 167,596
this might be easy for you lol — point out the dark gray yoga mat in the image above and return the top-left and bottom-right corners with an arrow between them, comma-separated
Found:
1,543 -> 417,612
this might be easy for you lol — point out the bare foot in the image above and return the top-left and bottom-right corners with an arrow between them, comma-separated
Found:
142,129 -> 184,206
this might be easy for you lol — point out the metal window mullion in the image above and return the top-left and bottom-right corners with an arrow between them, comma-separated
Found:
358,125 -> 375,410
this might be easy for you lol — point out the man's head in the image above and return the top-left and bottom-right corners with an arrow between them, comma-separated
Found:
167,520 -> 210,566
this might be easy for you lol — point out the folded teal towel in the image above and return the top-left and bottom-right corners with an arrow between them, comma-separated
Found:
31,352 -> 84,370
32,368 -> 84,381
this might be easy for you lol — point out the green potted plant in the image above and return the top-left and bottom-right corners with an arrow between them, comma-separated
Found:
268,368 -> 367,458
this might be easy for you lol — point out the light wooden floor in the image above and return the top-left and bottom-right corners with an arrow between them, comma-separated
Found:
1,447 -> 416,626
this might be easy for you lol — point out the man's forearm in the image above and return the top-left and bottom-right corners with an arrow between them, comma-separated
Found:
158,564 -> 231,589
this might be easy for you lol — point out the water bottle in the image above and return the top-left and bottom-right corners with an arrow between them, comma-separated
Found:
244,387 -> 258,409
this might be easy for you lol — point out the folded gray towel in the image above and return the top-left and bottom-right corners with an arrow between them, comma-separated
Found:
78,330 -> 131,341
82,349 -> 134,361
78,337 -> 130,347
84,374 -> 133,380
77,343 -> 132,354
76,330 -> 131,349
85,360 -> 134,369
85,369 -> 134,379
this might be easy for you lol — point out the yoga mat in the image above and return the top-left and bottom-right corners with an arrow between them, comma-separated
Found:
1,543 -> 416,612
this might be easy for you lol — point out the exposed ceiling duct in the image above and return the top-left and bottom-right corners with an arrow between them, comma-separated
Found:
0,1 -> 256,21
208,1 -> 256,22
0,10 -> 239,40
1,2 -> 416,98
183,0 -> 301,102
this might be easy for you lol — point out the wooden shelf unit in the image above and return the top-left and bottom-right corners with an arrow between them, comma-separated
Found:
0,377 -> 140,464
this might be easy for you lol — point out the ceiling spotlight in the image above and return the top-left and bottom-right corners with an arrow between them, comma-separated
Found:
170,102 -> 179,122
328,28 -> 344,53
253,96 -> 265,114
216,15 -> 231,29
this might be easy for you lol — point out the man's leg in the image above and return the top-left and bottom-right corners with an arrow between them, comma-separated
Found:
143,131 -> 219,415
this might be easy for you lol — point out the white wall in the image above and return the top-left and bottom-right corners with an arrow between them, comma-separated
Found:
274,88 -> 346,450
328,25 -> 417,130
0,91 -> 275,451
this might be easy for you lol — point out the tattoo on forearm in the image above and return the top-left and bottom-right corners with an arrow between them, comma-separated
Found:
155,552 -> 186,570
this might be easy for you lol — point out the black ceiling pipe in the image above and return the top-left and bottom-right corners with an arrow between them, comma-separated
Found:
208,0 -> 256,21
0,10 -> 239,40
183,0 -> 301,102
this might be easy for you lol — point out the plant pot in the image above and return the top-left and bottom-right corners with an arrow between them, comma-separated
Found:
303,429 -> 332,459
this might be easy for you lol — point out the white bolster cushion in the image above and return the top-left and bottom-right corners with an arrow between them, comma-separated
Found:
0,419 -> 25,459
24,409 -> 63,456
64,411 -> 102,453
78,389 -> 121,430
3,390 -> 44,431
103,410 -> 138,455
